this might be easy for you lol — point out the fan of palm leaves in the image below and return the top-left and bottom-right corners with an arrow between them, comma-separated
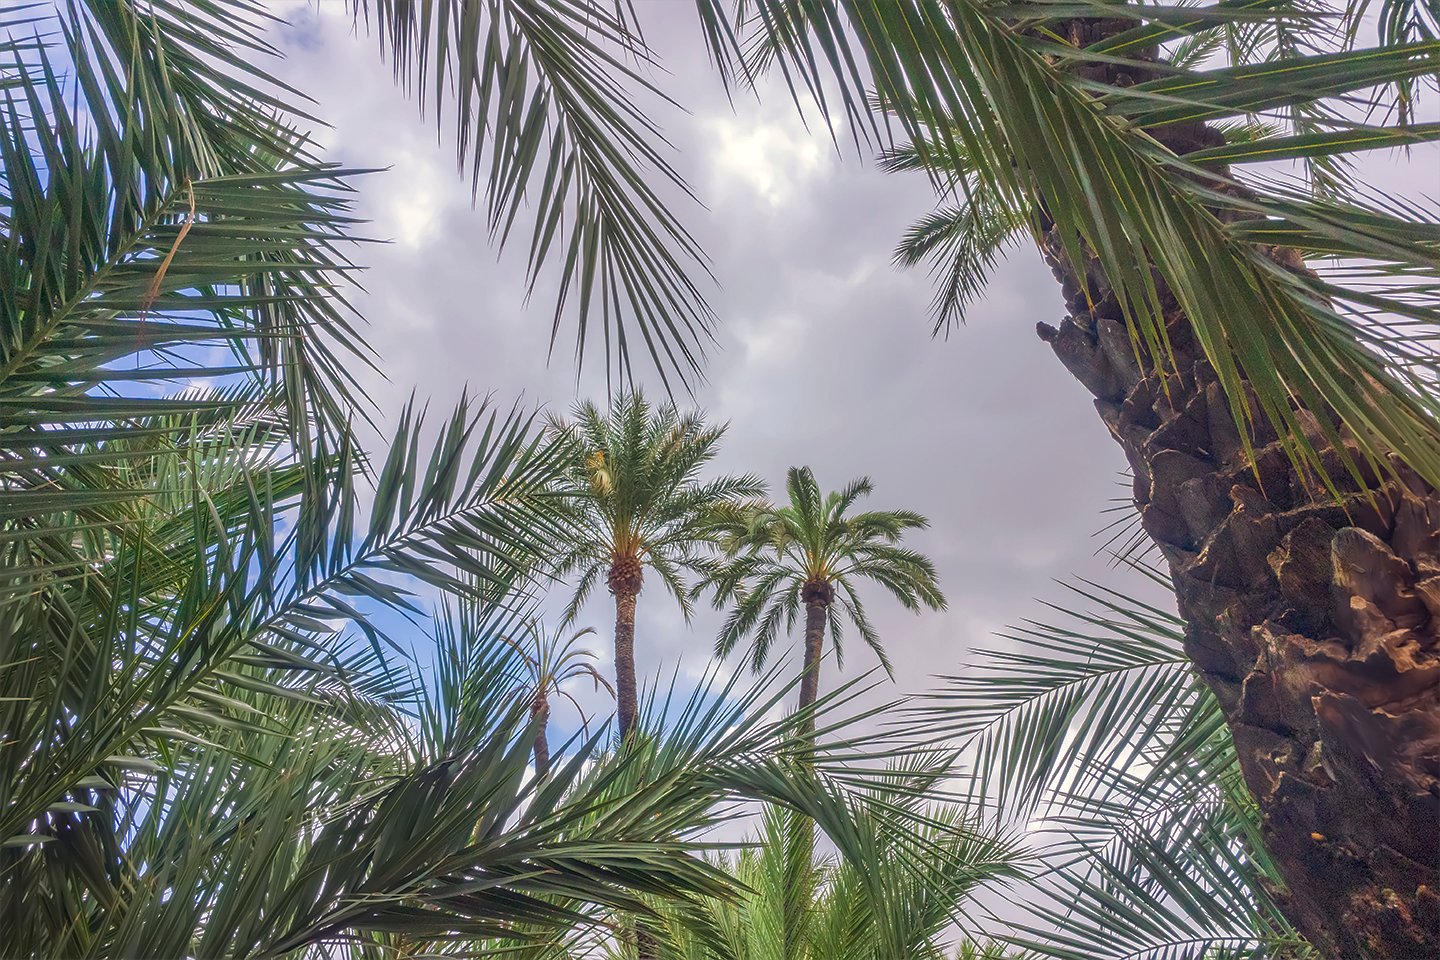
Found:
921,556 -> 1316,958
16,0 -> 1440,479
5,548 -> 998,957
637,779 -> 1028,960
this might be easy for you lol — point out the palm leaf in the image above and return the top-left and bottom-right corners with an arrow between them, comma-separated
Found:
738,0 -> 1440,492
349,0 -> 717,386
927,555 -> 1312,957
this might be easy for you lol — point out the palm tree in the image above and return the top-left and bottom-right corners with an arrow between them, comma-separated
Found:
876,20 -> 1440,953
703,467 -> 945,734
502,621 -> 615,777
545,394 -> 764,742
646,796 -> 1024,960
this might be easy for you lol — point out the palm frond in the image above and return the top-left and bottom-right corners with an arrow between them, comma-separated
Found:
924,557 -> 1312,957
349,0 -> 716,387
742,0 -> 1440,491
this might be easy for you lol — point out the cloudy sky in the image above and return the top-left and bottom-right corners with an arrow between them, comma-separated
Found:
268,2 -> 1161,727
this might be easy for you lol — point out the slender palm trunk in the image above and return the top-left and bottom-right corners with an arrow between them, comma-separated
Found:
608,555 -> 644,744
798,580 -> 834,738
1037,21 -> 1439,955
530,697 -> 550,778
790,583 -> 831,954
608,556 -> 654,958
612,592 -> 639,742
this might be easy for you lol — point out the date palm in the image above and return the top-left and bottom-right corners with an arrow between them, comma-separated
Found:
703,467 -> 945,734
875,18 -> 1440,953
502,621 -> 614,777
546,394 -> 764,742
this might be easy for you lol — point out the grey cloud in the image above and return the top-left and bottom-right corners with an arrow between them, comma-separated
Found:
271,1 -> 1168,726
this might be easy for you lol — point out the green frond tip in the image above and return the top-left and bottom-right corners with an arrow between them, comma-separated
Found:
348,0 -> 716,387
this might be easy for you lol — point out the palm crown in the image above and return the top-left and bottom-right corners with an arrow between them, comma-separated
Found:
650,799 -> 1021,960
703,467 -> 946,719
546,392 -> 764,738
501,620 -> 614,777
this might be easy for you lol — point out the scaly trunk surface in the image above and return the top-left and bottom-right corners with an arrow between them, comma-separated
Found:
530,697 -> 550,779
798,580 -> 834,738
609,555 -> 656,959
1036,19 -> 1440,956
608,554 -> 643,744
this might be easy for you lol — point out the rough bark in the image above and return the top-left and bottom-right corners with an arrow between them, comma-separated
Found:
798,580 -> 834,737
608,555 -> 655,958
608,554 -> 644,744
530,696 -> 550,779
1033,27 -> 1440,953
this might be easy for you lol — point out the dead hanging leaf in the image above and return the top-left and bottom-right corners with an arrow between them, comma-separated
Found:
138,178 -> 196,325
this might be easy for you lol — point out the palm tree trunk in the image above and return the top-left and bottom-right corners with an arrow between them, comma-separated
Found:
607,556 -> 655,959
608,556 -> 644,744
530,698 -> 550,779
1036,24 -> 1439,955
612,591 -> 639,743
798,581 -> 833,738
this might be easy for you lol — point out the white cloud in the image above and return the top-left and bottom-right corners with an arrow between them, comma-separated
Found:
702,91 -> 836,209
376,148 -> 446,250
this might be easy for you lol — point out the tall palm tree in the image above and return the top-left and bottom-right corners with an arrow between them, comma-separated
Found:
546,394 -> 764,742
703,467 -> 945,734
876,17 -> 1440,953
502,621 -> 614,777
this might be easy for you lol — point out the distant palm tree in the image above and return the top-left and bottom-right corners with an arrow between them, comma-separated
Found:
546,394 -> 764,742
702,467 -> 945,734
502,622 -> 614,777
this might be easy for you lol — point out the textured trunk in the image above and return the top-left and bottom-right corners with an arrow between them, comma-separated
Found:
1035,24 -> 1440,955
609,555 -> 654,958
611,591 -> 639,743
798,580 -> 834,738
608,555 -> 644,744
530,697 -> 550,779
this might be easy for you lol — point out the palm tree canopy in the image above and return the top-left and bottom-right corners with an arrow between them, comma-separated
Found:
647,793 -> 1024,960
545,392 -> 765,624
704,466 -> 946,676
503,620 -> 615,718
17,0 -> 1440,487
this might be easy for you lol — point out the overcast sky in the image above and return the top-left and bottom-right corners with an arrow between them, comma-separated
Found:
268,2 -> 1161,729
